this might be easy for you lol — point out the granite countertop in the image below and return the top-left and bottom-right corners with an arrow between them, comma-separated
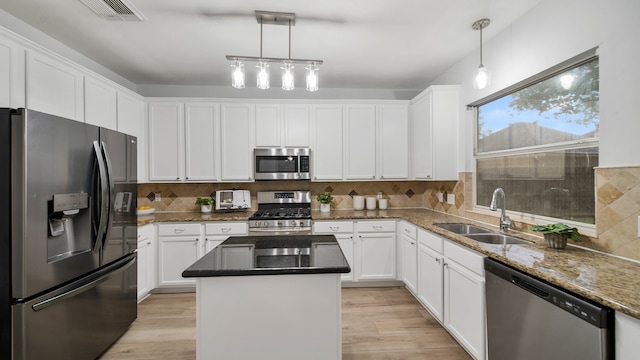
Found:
142,208 -> 640,320
182,235 -> 351,277
137,210 -> 251,225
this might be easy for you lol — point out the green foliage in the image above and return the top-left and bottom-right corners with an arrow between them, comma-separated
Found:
195,197 -> 214,206
316,192 -> 334,205
530,223 -> 582,242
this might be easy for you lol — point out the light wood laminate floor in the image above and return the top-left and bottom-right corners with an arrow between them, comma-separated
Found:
100,287 -> 471,359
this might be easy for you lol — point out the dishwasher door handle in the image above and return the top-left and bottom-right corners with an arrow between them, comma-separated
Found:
512,276 -> 549,299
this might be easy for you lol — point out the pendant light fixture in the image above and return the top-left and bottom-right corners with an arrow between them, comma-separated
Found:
472,18 -> 491,90
226,11 -> 323,91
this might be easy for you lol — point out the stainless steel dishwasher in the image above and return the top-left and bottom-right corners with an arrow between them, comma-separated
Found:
484,258 -> 614,360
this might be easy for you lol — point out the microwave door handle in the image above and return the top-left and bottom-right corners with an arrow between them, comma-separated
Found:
92,141 -> 109,253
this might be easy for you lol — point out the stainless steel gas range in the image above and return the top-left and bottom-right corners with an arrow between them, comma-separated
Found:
248,191 -> 312,235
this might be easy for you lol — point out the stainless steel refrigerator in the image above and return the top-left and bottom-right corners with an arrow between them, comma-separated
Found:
0,108 -> 138,359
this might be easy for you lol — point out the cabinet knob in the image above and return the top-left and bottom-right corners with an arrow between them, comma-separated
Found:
176,177 -> 180,180
147,241 -> 151,245
411,241 -> 415,245
435,258 -> 440,263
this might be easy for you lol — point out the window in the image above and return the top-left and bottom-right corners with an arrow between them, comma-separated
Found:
473,54 -> 599,225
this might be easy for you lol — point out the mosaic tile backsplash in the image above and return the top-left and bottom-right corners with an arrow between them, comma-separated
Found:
138,166 -> 640,262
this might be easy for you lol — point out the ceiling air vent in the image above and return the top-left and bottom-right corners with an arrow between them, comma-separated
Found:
79,0 -> 146,21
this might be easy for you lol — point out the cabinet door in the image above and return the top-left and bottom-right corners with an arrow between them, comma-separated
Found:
117,92 -> 145,182
444,259 -> 486,360
137,238 -> 151,301
148,102 -> 183,181
431,87 -> 459,180
284,104 -> 309,147
400,233 -> 418,294
335,233 -> 354,281
417,243 -> 444,322
0,35 -> 25,108
344,105 -> 376,180
185,103 -> 218,181
310,104 -> 343,180
410,90 -> 434,179
220,103 -> 254,181
255,103 -> 281,147
356,233 -> 396,280
84,75 -> 117,130
26,50 -> 84,121
378,104 -> 409,179
158,236 -> 200,286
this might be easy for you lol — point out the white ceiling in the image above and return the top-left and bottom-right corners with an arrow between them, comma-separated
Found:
1,0 -> 542,90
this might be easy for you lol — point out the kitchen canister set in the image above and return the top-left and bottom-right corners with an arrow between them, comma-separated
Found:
353,195 -> 388,210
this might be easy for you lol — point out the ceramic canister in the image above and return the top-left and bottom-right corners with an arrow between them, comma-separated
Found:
353,196 -> 365,210
366,197 -> 376,210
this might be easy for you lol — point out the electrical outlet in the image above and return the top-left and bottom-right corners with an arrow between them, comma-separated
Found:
437,192 -> 443,202
447,194 -> 455,205
155,193 -> 161,202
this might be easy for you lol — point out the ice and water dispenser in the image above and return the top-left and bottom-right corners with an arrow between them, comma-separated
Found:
47,192 -> 90,263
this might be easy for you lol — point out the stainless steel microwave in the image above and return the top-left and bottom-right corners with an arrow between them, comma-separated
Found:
254,148 -> 310,180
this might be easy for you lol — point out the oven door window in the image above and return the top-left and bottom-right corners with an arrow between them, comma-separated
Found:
255,156 -> 298,173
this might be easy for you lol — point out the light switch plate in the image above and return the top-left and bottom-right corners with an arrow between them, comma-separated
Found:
447,194 -> 455,205
155,193 -> 162,202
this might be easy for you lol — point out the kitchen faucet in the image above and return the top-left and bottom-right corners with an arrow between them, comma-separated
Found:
490,188 -> 512,232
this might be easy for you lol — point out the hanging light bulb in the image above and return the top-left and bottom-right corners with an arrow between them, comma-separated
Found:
472,18 -> 491,90
306,64 -> 319,92
231,60 -> 245,89
256,61 -> 270,90
282,62 -> 295,91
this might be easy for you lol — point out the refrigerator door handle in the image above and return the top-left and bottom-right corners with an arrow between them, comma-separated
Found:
100,141 -> 115,250
31,254 -> 136,312
92,140 -> 109,253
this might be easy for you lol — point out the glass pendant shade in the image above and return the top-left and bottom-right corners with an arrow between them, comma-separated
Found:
231,60 -> 245,89
473,65 -> 490,89
281,63 -> 295,91
256,61 -> 270,90
306,65 -> 319,92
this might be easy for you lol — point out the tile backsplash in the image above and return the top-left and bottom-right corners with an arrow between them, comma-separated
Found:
138,166 -> 640,262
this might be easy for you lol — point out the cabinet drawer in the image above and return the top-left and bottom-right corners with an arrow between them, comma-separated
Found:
205,222 -> 247,235
356,220 -> 396,233
399,221 -> 417,239
418,228 -> 443,253
157,223 -> 201,236
138,224 -> 154,241
444,240 -> 485,276
313,221 -> 354,234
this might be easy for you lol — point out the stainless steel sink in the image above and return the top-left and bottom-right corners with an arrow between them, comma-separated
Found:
464,233 -> 532,245
435,223 -> 492,235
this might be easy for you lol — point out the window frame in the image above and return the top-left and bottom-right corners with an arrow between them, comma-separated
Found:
468,48 -> 599,235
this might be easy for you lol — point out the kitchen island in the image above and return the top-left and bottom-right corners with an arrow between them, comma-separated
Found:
182,235 -> 350,360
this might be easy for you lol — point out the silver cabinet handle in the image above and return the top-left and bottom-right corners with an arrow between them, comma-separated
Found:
329,226 -> 340,231
373,225 -> 383,230
404,228 -> 411,233
221,228 -> 231,233
174,228 -> 185,234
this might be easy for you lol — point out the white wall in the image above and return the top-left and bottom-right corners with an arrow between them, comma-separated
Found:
430,0 -> 640,169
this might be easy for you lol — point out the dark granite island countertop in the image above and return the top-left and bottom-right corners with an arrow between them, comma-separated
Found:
182,235 -> 351,277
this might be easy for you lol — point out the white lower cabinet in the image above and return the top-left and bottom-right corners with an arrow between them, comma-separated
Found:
313,221 -> 355,281
616,311 -> 640,359
399,221 -> 418,294
443,241 -> 486,360
417,228 -> 444,322
355,220 -> 396,281
204,222 -> 248,254
157,223 -> 203,287
137,224 -> 156,302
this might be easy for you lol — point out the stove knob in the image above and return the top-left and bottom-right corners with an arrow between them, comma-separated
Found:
290,220 -> 297,227
277,221 -> 283,226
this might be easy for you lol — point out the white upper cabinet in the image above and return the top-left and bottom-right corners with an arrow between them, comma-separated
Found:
310,104 -> 343,181
344,104 -> 376,180
0,32 -> 25,108
378,104 -> 409,179
220,103 -> 255,181
255,104 -> 281,147
26,50 -> 84,121
185,103 -> 218,181
255,103 -> 309,148
148,102 -> 183,181
410,85 -> 460,180
284,104 -> 309,147
84,75 -> 117,130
